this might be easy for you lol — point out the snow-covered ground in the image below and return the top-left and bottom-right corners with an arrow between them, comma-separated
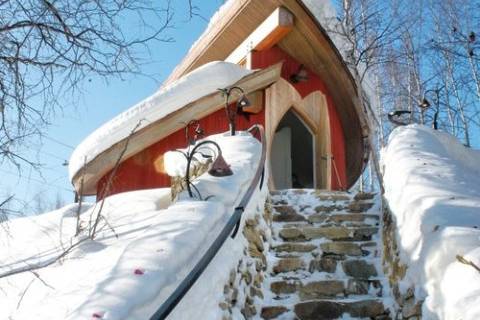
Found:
381,125 -> 480,320
1,132 -> 267,320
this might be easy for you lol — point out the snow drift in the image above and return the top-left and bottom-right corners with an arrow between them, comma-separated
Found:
381,125 -> 480,320
1,132 -> 267,320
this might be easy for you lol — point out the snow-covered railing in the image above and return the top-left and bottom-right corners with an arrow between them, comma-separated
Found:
149,124 -> 266,320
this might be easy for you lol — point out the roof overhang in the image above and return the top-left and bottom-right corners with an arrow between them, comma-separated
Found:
73,63 -> 282,195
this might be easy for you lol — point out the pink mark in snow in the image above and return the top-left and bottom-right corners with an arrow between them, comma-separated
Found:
134,268 -> 145,275
92,311 -> 105,319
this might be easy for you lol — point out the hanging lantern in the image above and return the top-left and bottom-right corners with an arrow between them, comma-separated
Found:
208,154 -> 233,177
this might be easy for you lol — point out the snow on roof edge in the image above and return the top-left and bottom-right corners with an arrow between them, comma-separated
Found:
68,61 -> 253,182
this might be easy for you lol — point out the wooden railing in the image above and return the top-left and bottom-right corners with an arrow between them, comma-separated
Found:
149,125 -> 267,320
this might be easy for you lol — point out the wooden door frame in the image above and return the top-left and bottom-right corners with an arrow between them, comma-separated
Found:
265,78 -> 331,189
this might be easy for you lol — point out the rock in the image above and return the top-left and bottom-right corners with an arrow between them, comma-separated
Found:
354,192 -> 375,201
273,258 -> 305,274
299,280 -> 345,300
294,301 -> 343,319
307,213 -> 327,223
309,257 -> 337,273
274,243 -> 316,253
302,226 -> 351,240
270,280 -> 299,294
352,227 -> 379,240
293,189 -> 308,194
245,218 -> 258,227
315,193 -> 351,201
230,288 -> 238,305
342,260 -> 378,278
255,259 -> 265,272
321,242 -> 363,256
328,213 -> 372,223
261,306 -> 288,319
345,300 -> 385,317
294,300 -> 385,319
229,269 -> 236,286
402,299 -> 423,318
348,201 -> 374,213
314,204 -> 344,213
219,302 -> 229,310
250,286 -> 264,299
243,227 -> 264,252
241,303 -> 257,318
273,205 -> 306,222
241,269 -> 252,285
254,273 -> 263,288
346,279 -> 377,295
279,228 -> 305,241
248,245 -> 267,265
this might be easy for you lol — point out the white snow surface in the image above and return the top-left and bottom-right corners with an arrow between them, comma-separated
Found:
2,132 -> 266,320
381,125 -> 480,320
68,61 -> 253,181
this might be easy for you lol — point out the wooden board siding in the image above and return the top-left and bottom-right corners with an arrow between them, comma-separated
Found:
163,0 -> 369,189
96,108 -> 265,198
73,64 -> 281,195
252,47 -> 346,189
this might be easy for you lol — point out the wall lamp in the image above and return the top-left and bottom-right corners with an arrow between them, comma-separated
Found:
218,86 -> 251,136
290,64 -> 309,83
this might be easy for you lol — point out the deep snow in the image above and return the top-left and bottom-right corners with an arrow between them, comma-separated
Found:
1,132 -> 266,320
381,125 -> 480,320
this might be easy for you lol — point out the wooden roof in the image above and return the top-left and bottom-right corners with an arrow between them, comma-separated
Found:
163,0 -> 370,188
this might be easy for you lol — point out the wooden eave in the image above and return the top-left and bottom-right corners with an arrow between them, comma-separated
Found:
163,0 -> 370,188
73,63 -> 282,195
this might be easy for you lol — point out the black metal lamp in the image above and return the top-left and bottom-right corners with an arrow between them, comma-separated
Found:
218,86 -> 251,136
419,87 -> 443,129
290,64 -> 309,83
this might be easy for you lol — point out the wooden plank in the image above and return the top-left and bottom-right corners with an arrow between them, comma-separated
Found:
243,90 -> 264,114
265,78 -> 334,189
303,91 -> 331,189
225,7 -> 294,64
74,63 -> 283,195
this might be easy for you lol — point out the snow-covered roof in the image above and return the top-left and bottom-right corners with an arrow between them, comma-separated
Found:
68,61 -> 253,182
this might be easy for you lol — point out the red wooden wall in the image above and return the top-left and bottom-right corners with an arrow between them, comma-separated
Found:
250,46 -> 347,189
97,46 -> 346,198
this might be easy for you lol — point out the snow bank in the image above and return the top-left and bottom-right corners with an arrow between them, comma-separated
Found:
381,125 -> 480,319
69,61 -> 253,181
2,132 -> 267,320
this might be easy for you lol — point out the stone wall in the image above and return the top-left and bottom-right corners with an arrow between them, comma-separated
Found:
219,198 -> 273,320
382,200 -> 423,320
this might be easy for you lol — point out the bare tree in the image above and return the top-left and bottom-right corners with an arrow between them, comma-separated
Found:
0,0 -> 181,168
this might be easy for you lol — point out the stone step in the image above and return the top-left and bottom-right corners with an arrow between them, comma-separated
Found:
307,212 -> 379,224
272,205 -> 306,222
279,226 -> 379,242
273,242 -> 317,253
294,299 -> 388,319
270,278 -> 383,298
272,257 -> 306,274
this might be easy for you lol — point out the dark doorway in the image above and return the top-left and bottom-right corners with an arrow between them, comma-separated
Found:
271,109 -> 314,189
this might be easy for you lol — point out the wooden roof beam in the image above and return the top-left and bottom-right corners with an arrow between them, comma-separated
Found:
226,7 -> 294,65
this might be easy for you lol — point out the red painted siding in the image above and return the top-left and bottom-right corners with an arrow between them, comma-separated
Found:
251,47 -> 347,189
97,46 -> 347,198
97,107 -> 265,198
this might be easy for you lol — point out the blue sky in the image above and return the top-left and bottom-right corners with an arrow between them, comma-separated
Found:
1,1 -> 224,214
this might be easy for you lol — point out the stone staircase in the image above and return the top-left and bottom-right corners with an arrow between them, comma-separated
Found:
259,189 -> 390,320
